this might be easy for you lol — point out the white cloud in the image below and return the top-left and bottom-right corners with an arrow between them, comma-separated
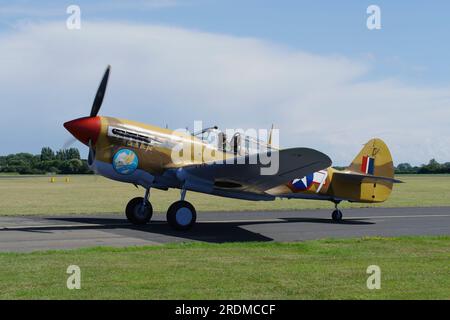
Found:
0,22 -> 449,165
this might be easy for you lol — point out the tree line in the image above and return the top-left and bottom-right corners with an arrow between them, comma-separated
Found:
0,147 -> 92,174
395,159 -> 450,174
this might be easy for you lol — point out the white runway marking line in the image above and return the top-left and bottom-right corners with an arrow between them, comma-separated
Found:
0,214 -> 449,230
203,214 -> 450,223
349,214 -> 450,220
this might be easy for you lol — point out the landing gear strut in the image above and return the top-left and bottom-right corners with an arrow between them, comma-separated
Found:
126,188 -> 153,225
331,201 -> 343,222
166,186 -> 197,231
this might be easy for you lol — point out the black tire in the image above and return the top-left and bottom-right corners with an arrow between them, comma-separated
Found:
166,200 -> 197,231
126,197 -> 153,225
332,209 -> 343,222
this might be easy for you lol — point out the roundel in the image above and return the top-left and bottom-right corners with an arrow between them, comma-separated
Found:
291,173 -> 314,191
112,149 -> 139,175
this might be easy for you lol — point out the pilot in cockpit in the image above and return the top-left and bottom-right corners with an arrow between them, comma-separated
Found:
217,131 -> 228,152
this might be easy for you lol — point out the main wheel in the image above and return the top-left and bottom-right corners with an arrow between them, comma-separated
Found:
332,209 -> 343,222
126,197 -> 153,225
167,200 -> 197,231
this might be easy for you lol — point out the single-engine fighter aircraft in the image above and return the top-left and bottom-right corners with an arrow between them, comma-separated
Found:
64,66 -> 401,230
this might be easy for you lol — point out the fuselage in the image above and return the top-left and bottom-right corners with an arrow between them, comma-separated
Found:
64,116 -> 394,204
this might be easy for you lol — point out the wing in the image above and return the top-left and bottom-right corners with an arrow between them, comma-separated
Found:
179,148 -> 332,194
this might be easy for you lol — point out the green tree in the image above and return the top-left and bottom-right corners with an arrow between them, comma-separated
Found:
442,162 -> 450,173
0,147 -> 91,174
396,163 -> 414,173
56,148 -> 81,161
40,147 -> 55,161
67,148 -> 81,160
60,159 -> 84,174
419,159 -> 442,174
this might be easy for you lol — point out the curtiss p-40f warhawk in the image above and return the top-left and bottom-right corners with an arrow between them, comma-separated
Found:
64,66 -> 401,231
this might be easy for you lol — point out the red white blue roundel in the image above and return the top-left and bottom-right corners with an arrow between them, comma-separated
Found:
291,173 -> 314,191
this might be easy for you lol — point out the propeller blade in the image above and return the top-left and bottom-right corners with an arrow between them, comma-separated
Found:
62,137 -> 78,150
90,65 -> 111,117
87,140 -> 96,166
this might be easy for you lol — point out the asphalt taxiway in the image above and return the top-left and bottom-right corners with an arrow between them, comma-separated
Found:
0,207 -> 449,252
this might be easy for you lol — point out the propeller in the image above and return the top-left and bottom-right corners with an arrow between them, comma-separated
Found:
90,65 -> 111,117
63,65 -> 111,165
87,140 -> 96,166
61,137 -> 78,150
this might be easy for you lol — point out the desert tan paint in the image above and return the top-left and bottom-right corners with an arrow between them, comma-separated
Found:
95,117 -> 236,175
267,139 -> 395,202
95,117 -> 394,203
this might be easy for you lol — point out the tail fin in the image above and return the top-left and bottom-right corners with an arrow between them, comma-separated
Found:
331,138 -> 397,203
347,138 -> 394,178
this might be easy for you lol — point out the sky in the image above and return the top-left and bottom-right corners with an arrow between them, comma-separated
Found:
0,0 -> 449,165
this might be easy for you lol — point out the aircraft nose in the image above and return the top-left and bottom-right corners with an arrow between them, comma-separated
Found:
63,116 -> 101,146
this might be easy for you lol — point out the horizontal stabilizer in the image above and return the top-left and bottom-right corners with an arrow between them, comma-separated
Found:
334,171 -> 403,183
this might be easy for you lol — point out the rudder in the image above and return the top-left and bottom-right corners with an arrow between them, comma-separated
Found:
347,138 -> 394,178
338,138 -> 395,202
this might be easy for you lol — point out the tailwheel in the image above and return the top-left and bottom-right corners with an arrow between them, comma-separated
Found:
167,200 -> 197,231
126,197 -> 153,225
331,209 -> 343,222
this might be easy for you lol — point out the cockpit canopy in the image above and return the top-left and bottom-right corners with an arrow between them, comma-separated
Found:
193,126 -> 272,156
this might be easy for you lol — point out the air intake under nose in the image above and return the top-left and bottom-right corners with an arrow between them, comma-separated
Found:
63,116 -> 101,146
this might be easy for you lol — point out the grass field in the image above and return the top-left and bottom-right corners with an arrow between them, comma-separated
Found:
0,175 -> 448,300
0,236 -> 448,299
0,174 -> 449,215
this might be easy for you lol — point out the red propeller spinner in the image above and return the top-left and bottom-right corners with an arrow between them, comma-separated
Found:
63,116 -> 101,146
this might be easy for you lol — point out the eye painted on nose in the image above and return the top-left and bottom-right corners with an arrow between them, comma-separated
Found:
63,116 -> 101,146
